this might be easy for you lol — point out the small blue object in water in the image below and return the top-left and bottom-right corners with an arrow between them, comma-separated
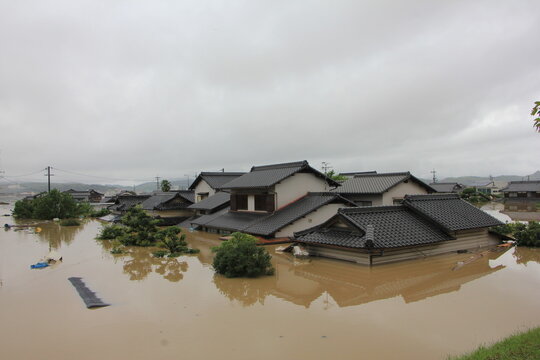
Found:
30,262 -> 49,269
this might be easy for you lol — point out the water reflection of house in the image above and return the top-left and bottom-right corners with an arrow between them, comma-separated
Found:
63,189 -> 104,203
429,182 -> 466,194
295,194 -> 503,265
191,161 -> 354,238
212,248 -> 506,308
333,172 -> 434,206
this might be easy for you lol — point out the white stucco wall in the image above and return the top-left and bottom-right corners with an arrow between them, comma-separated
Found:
381,181 -> 429,205
194,180 -> 215,202
275,203 -> 346,238
274,173 -> 329,209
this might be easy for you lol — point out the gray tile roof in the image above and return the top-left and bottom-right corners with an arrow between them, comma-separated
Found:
175,190 -> 195,203
189,172 -> 246,190
502,181 -> 540,192
296,206 -> 452,249
188,191 -> 230,211
141,192 -> 193,211
195,211 -> 268,232
192,192 -> 353,236
220,160 -> 340,189
244,193 -> 355,236
333,172 -> 434,194
190,208 -> 230,226
429,182 -> 463,193
108,195 -> 151,211
403,194 -> 503,231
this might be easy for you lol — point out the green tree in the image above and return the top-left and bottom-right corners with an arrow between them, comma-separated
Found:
212,232 -> 274,278
12,189 -> 89,220
325,169 -> 348,181
119,205 -> 161,246
532,101 -> 540,132
161,179 -> 171,192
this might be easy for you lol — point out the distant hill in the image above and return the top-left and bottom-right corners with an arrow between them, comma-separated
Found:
133,179 -> 191,193
438,171 -> 540,186
0,182 -> 129,195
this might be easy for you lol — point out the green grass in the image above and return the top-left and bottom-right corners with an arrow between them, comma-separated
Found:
449,327 -> 540,360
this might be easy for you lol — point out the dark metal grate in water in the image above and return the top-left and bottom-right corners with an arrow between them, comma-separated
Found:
68,277 -> 110,309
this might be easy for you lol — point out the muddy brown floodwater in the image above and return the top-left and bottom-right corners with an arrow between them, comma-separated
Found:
1,206 -> 540,360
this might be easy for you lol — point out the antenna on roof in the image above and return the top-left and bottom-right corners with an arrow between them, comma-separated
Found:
430,169 -> 437,183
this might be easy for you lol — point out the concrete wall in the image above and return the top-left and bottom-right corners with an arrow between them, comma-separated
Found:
381,180 -> 429,205
194,180 -> 215,202
274,173 -> 329,208
275,203 -> 347,238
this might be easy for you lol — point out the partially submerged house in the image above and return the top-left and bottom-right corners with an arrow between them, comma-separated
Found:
63,189 -> 104,203
108,194 -> 151,214
191,160 -> 353,238
333,172 -> 435,206
188,191 -> 231,215
295,194 -> 503,265
502,180 -> 540,199
189,172 -> 245,203
429,182 -> 465,193
141,191 -> 195,220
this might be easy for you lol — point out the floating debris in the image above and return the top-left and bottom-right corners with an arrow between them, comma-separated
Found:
30,262 -> 49,269
68,277 -> 110,309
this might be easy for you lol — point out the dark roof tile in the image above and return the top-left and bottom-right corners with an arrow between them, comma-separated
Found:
403,194 -> 503,231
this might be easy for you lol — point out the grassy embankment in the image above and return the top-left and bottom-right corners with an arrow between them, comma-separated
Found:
449,327 -> 540,360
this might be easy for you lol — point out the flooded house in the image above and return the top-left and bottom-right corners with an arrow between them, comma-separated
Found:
294,194 -> 503,265
429,182 -> 466,193
189,171 -> 245,203
332,171 -> 435,206
63,189 -> 104,203
191,160 -> 356,238
140,191 -> 195,225
108,194 -> 151,214
502,180 -> 540,199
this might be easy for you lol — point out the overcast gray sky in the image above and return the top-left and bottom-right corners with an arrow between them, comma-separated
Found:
1,0 -> 538,185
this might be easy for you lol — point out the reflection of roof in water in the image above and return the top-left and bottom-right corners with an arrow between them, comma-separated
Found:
263,249 -> 508,308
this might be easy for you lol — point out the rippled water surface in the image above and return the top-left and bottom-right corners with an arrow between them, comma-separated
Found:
1,204 -> 540,360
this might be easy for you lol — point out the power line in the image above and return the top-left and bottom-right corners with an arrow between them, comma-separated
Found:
3,168 -> 47,178
52,167 -> 153,183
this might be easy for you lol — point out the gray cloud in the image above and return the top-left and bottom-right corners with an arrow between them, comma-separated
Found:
1,0 -> 538,185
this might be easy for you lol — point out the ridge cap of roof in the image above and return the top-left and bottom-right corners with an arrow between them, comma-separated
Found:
352,171 -> 410,178
250,160 -> 307,172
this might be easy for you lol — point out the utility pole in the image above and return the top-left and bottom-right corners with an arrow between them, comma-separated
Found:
44,166 -> 54,192
184,174 -> 190,189
430,169 -> 437,183
155,176 -> 161,192
321,161 -> 332,175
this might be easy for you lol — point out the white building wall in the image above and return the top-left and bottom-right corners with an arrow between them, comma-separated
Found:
275,203 -> 347,238
382,181 -> 429,205
274,173 -> 329,209
194,180 -> 215,202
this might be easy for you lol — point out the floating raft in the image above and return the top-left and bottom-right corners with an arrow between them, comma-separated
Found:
68,277 -> 110,309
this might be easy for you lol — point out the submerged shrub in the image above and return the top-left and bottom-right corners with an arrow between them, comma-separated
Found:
153,250 -> 168,258
212,232 -> 274,278
91,208 -> 111,217
492,221 -> 540,247
60,219 -> 81,226
97,224 -> 126,240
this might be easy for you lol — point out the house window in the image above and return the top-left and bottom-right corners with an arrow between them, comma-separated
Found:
254,194 -> 275,212
393,198 -> 404,205
235,194 -> 248,211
